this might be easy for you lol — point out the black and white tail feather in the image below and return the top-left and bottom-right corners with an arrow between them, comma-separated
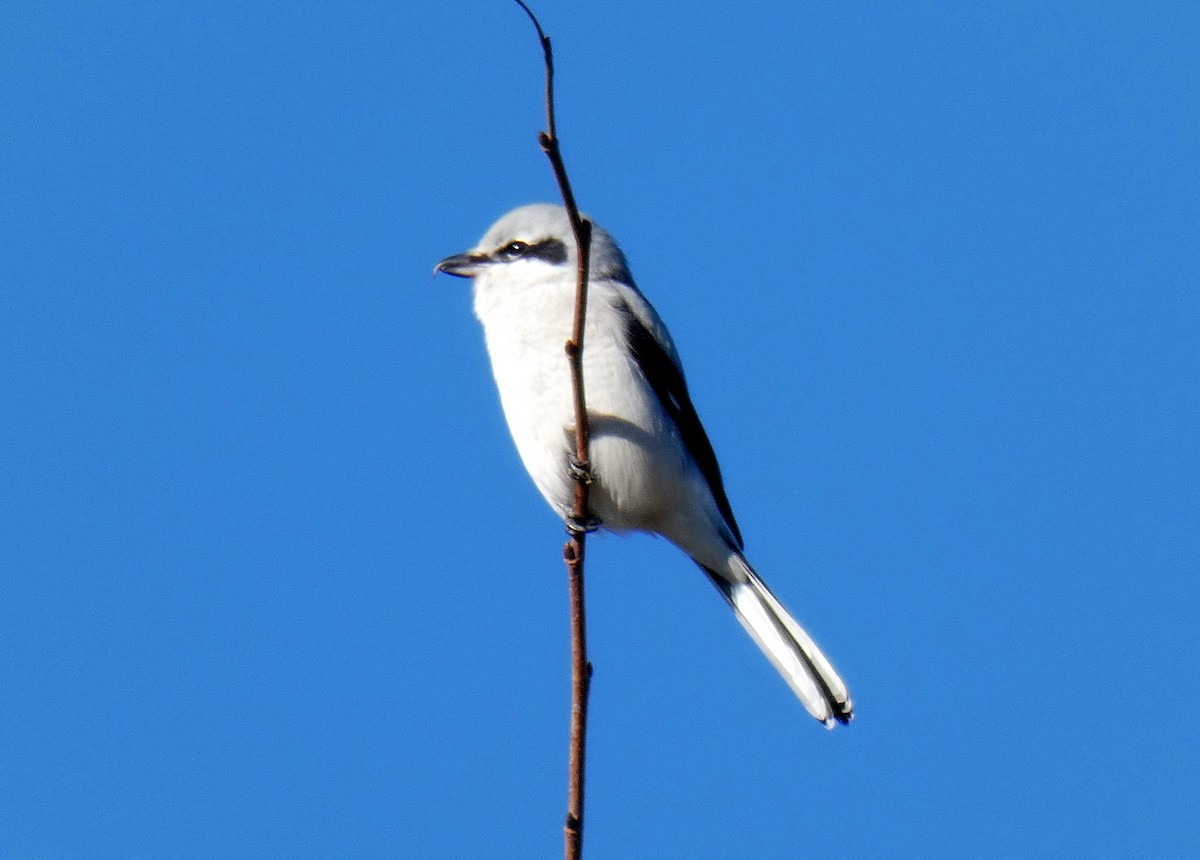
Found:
436,204 -> 854,728
703,557 -> 852,727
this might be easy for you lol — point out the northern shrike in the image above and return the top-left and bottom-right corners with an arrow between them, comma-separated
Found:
436,204 -> 852,727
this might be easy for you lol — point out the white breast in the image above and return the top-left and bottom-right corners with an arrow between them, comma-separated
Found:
473,268 -> 693,535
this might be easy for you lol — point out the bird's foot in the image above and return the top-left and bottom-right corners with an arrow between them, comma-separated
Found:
567,455 -> 594,485
565,514 -> 601,536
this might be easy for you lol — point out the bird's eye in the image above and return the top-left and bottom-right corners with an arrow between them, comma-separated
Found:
497,240 -> 530,260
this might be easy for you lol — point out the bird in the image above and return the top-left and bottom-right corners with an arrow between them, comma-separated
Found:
435,204 -> 852,727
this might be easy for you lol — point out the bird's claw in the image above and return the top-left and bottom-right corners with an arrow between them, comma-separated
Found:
567,455 -> 594,485
566,514 -> 601,536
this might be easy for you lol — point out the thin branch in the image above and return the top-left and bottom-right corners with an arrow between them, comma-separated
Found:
512,3 -> 594,859
511,0 -> 555,141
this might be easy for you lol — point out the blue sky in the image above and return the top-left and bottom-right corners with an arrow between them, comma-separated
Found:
3,2 -> 1197,857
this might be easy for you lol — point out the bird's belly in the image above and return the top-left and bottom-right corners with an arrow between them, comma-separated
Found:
487,324 -> 687,534
587,423 -> 687,534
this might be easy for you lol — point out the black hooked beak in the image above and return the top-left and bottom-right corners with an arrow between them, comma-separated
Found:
433,252 -> 489,279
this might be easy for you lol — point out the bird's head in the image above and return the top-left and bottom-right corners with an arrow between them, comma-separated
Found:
434,203 -> 632,284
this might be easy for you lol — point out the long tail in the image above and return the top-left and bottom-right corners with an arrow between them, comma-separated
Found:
702,556 -> 853,728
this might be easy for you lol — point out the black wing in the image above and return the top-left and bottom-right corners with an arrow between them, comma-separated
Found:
622,306 -> 744,550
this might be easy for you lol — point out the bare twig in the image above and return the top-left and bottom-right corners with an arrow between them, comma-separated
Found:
512,3 -> 593,859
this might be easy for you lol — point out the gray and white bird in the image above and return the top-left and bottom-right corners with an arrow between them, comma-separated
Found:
436,204 -> 852,727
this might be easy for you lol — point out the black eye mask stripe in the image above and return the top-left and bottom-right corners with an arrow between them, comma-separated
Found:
528,237 -> 568,263
495,237 -> 568,264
